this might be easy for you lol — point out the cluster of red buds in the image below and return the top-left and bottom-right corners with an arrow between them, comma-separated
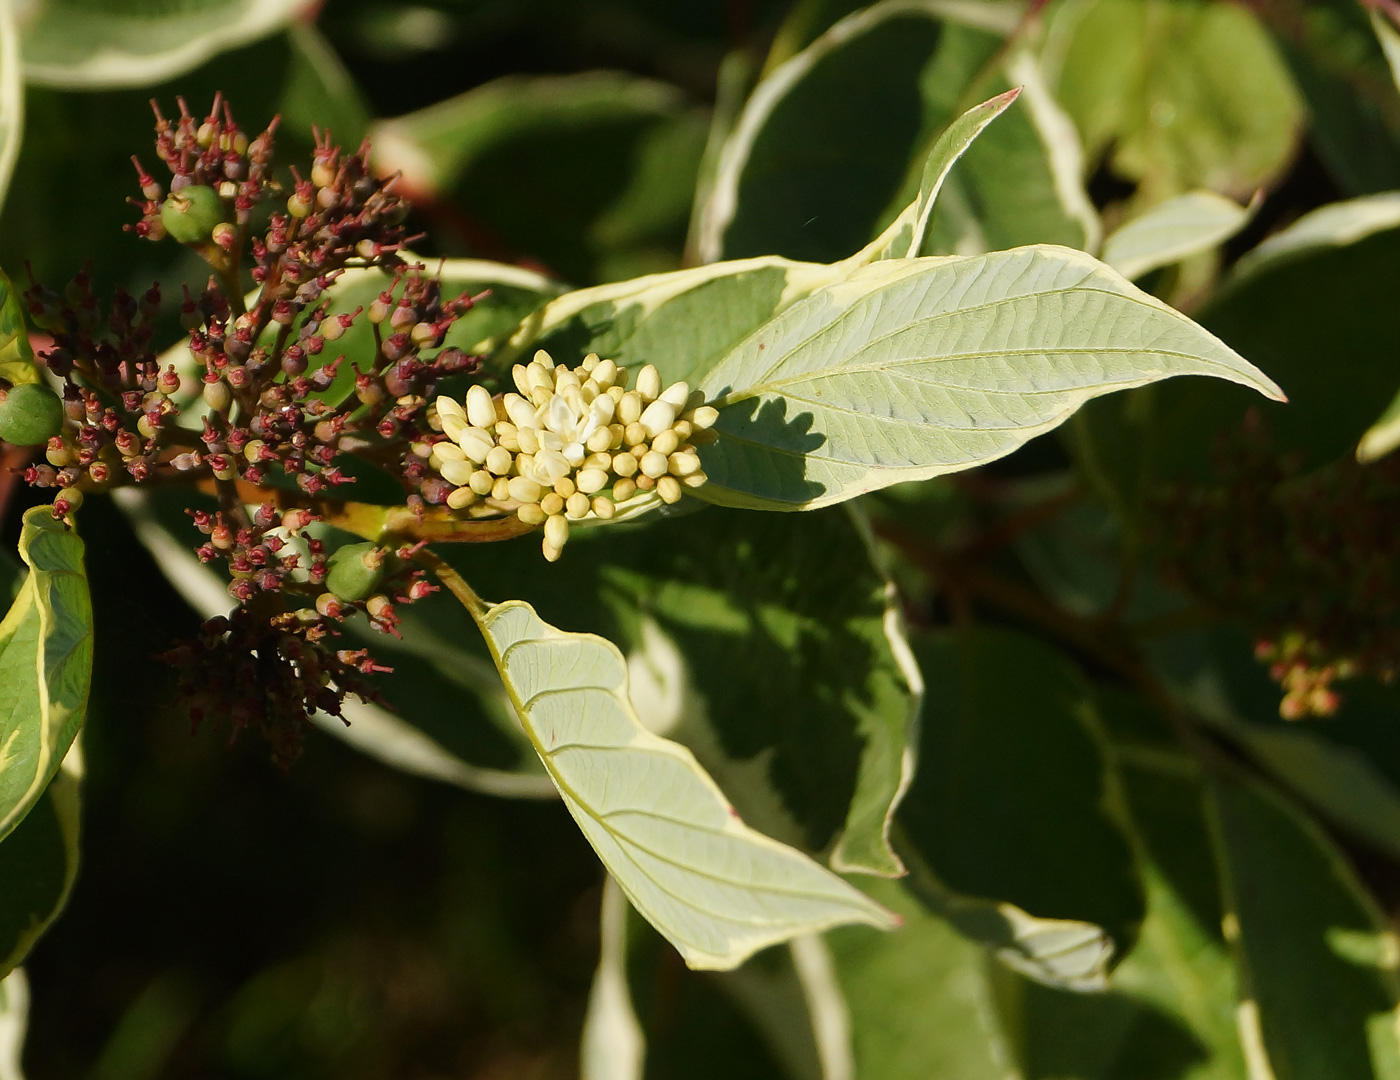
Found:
0,96 -> 502,761
1154,411 -> 1400,718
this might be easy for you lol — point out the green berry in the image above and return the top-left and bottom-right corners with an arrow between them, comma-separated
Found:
160,185 -> 224,245
325,542 -> 387,603
0,383 -> 64,446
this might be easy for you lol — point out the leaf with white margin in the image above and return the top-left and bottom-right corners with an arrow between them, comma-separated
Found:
694,245 -> 1284,510
1230,191 -> 1400,287
0,0 -> 20,220
858,87 -> 1024,263
19,0 -> 313,88
580,877 -> 646,1080
0,969 -> 27,1080
0,507 -> 91,843
1372,10 -> 1400,94
1101,190 -> 1254,280
470,596 -> 898,970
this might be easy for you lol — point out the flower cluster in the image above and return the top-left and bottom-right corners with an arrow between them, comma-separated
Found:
424,350 -> 717,559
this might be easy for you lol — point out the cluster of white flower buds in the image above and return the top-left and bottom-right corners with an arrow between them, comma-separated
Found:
426,349 -> 718,560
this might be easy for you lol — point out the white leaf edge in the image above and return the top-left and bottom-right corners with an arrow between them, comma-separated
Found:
19,0 -> 314,88
1101,190 -> 1252,280
473,597 -> 899,971
1372,10 -> 1400,96
111,488 -> 558,800
1228,191 -> 1400,288
0,0 -> 21,218
0,969 -> 27,1080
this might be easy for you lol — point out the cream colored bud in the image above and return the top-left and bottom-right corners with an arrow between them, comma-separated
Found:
593,359 -> 617,387
607,386 -> 626,404
527,363 -> 553,394
553,474 -> 576,498
497,430 -> 521,452
530,386 -> 552,408
639,400 -> 676,439
541,492 -> 565,516
516,426 -> 541,454
624,421 -> 647,446
504,394 -> 536,429
613,477 -> 637,501
466,385 -> 497,429
673,420 -> 692,440
469,469 -> 496,495
437,395 -> 466,422
492,476 -> 512,501
657,476 -> 683,504
533,349 -> 555,369
689,405 -> 719,429
566,492 -> 591,519
440,413 -> 468,442
447,487 -> 477,510
636,364 -> 661,402
511,365 -> 532,396
618,391 -> 643,425
608,423 -> 626,447
612,452 -> 639,478
585,427 -> 613,453
508,476 -> 544,503
583,452 -> 612,471
439,459 -> 476,486
640,450 -> 669,478
682,471 -> 708,488
411,441 -> 435,459
591,496 -> 617,519
576,467 -> 609,494
455,426 -> 495,463
431,441 -> 466,465
659,381 -> 689,409
669,451 -> 702,477
542,540 -> 563,563
536,449 -> 571,482
544,513 -> 570,550
485,445 -> 514,476
651,429 -> 680,456
517,502 -> 547,526
581,352 -> 599,371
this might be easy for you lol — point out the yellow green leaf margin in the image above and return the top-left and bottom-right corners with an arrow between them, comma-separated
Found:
0,507 -> 92,843
424,553 -> 896,970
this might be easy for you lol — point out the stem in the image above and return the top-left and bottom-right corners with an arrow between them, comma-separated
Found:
415,547 -> 486,620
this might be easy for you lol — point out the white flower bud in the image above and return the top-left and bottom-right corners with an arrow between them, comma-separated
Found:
581,352 -> 600,371
517,502 -> 547,525
533,349 -> 555,369
512,365 -> 532,396
613,477 -> 638,501
624,422 -> 647,446
545,513 -> 570,550
436,396 -> 466,422
508,476 -> 545,503
576,467 -> 609,494
541,492 -> 565,516
682,471 -> 708,488
536,449 -> 571,482
657,476 -> 682,504
440,413 -> 468,442
586,427 -> 613,453
618,391 -> 643,425
659,381 -> 689,409
485,445 -> 514,476
504,393 -> 536,429
583,452 -> 612,471
636,364 -> 661,402
439,459 -> 476,486
431,441 -> 466,465
640,450 -> 669,478
651,429 -> 680,456
469,469 -> 495,495
689,405 -> 719,429
466,385 -> 497,429
612,452 -> 639,477
527,363 -> 553,394
669,451 -> 702,477
455,426 -> 495,463
639,400 -> 676,439
543,541 -> 563,563
553,474 -> 576,498
447,487 -> 477,510
566,492 -> 591,518
517,426 -> 541,454
492,476 -> 512,501
593,359 -> 617,387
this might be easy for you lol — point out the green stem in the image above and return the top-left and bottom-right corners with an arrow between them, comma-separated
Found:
416,548 -> 486,620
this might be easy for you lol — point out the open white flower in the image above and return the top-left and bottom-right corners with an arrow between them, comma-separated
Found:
427,350 -> 718,561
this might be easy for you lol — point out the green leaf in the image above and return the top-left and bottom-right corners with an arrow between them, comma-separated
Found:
0,507 -> 91,843
1100,191 -> 1253,280
369,72 -> 707,283
696,1 -> 1029,265
1043,0 -> 1302,203
19,0 -> 310,88
827,878 -> 1018,1078
859,87 -> 1025,263
1372,10 -> 1400,93
0,968 -> 28,1080
1003,746 -> 1246,1080
277,22 -> 370,149
0,744 -> 79,978
1231,192 -> 1400,285
0,269 -> 36,388
897,627 -> 1144,989
1208,776 -> 1400,1080
461,592 -> 897,970
694,246 -> 1282,510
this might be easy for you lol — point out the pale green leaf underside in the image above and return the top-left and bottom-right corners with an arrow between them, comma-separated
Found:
19,0 -> 310,88
0,508 -> 91,843
1372,11 -> 1400,95
696,245 -> 1283,510
1101,190 -> 1252,280
476,599 -> 897,970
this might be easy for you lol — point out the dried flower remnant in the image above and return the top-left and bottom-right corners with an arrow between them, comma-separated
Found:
425,350 -> 717,560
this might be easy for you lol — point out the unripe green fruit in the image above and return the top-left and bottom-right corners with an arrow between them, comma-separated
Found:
0,383 -> 64,446
160,185 -> 224,245
325,542 -> 388,602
